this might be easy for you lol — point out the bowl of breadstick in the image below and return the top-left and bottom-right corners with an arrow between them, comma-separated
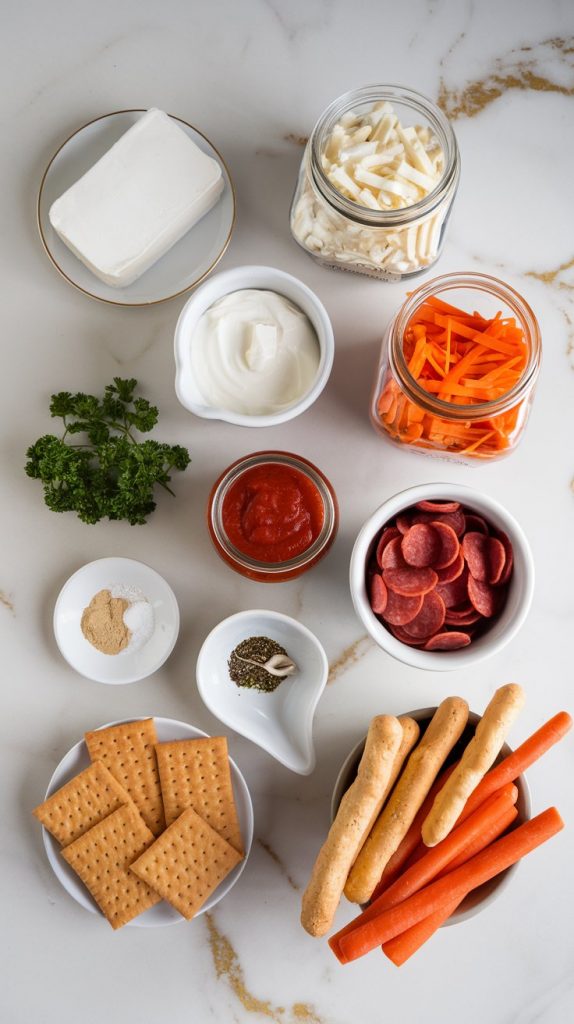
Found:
330,699 -> 531,927
300,690 -> 569,967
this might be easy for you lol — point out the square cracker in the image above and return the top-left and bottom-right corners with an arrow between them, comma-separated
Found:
84,719 -> 165,836
33,760 -> 132,847
155,737 -> 243,852
61,802 -> 162,929
130,807 -> 243,920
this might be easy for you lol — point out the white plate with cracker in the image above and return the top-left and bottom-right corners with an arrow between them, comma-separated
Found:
41,717 -> 254,927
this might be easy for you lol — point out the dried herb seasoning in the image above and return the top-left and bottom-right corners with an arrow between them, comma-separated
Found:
228,636 -> 297,693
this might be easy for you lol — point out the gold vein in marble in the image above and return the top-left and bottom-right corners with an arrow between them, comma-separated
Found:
438,37 -> 574,119
257,838 -> 299,891
0,590 -> 14,613
562,311 -> 574,370
291,1005 -> 324,1023
205,914 -> 324,1023
284,133 -> 308,146
526,256 -> 574,291
328,634 -> 374,684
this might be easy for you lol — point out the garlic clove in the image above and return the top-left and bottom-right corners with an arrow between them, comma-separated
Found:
263,654 -> 297,677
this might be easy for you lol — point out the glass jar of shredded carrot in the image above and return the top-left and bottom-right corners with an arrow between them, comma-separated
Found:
371,273 -> 541,462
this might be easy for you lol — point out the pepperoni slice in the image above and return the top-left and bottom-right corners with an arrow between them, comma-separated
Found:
430,521 -> 460,570
381,536 -> 408,570
468,576 -> 499,617
487,537 -> 506,585
375,527 -> 400,568
401,524 -> 441,568
370,573 -> 388,614
381,588 -> 423,626
423,631 -> 471,651
436,568 -> 469,608
416,500 -> 461,514
461,532 -> 489,582
384,566 -> 438,597
463,513 -> 488,535
396,513 -> 416,535
388,624 -> 426,647
495,530 -> 514,586
401,591 -> 446,639
445,607 -> 481,626
436,549 -> 464,584
435,509 -> 466,536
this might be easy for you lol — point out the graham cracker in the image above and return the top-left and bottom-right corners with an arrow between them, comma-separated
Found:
155,737 -> 243,852
84,719 -> 165,836
61,802 -> 161,929
130,807 -> 243,920
33,760 -> 132,847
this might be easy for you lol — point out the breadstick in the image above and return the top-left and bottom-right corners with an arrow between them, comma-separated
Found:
344,697 -> 468,905
358,716 -> 420,847
422,683 -> 525,847
301,715 -> 403,937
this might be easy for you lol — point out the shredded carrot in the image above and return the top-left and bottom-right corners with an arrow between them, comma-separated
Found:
377,295 -> 530,459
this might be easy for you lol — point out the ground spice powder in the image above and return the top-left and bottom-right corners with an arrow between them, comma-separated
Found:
81,588 -> 131,655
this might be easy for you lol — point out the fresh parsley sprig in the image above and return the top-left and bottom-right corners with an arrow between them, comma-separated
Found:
25,378 -> 190,525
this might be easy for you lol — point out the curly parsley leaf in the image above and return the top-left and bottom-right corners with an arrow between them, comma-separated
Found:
26,379 -> 190,525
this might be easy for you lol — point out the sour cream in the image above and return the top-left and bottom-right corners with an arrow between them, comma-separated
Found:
190,289 -> 321,415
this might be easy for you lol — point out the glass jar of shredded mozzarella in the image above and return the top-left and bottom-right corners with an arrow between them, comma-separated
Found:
290,85 -> 460,281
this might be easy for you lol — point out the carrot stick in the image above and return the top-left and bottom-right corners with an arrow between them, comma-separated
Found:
457,712 -> 572,826
370,762 -> 458,900
329,786 -> 517,961
405,784 -> 517,871
372,785 -> 518,910
436,804 -> 518,876
382,804 -> 518,967
335,808 -> 564,963
383,898 -> 461,966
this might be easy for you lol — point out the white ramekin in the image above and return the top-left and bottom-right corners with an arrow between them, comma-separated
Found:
349,482 -> 535,671
174,264 -> 334,427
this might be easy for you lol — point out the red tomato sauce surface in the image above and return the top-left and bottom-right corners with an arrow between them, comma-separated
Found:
221,463 -> 324,563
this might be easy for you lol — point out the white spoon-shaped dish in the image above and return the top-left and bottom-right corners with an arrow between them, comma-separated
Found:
196,610 -> 328,774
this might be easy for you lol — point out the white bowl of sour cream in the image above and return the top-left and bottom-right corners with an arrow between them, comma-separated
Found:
174,265 -> 334,426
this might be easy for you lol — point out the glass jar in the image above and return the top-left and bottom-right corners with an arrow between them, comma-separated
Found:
371,273 -> 541,464
290,85 -> 460,281
207,451 -> 338,582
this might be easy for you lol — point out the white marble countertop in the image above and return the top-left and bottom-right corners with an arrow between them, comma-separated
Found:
2,1 -> 574,1021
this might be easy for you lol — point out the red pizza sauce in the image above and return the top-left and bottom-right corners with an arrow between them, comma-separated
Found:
221,462 -> 325,564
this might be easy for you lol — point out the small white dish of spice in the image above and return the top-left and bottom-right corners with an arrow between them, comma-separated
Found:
196,609 -> 328,774
53,558 -> 180,684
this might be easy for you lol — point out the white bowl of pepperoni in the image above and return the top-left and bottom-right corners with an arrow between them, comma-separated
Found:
350,483 -> 534,670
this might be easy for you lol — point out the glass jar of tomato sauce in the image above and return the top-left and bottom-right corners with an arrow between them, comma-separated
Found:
371,273 -> 541,464
207,451 -> 339,582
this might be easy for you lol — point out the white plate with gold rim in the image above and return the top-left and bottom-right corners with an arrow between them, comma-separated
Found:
41,717 -> 254,927
37,110 -> 235,306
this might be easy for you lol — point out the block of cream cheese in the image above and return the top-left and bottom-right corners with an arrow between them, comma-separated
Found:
49,108 -> 224,287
